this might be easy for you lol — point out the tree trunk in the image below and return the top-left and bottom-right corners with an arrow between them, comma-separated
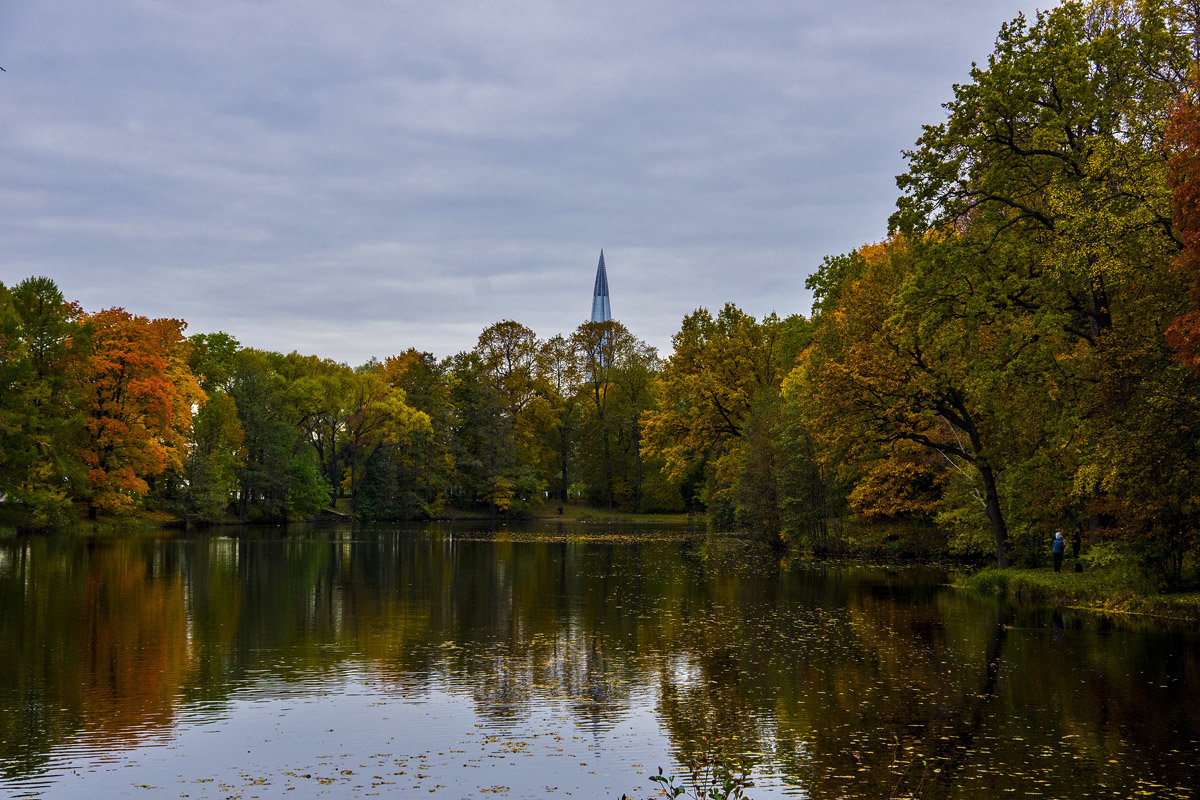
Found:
633,420 -> 643,512
602,427 -> 614,509
978,460 -> 1009,568
558,426 -> 570,503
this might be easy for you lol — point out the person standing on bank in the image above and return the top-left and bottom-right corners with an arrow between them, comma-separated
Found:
1052,531 -> 1066,573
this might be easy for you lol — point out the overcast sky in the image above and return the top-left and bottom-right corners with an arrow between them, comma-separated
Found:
1,0 -> 1039,365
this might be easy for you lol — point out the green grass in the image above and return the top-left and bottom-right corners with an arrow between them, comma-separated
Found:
546,503 -> 692,525
418,502 -> 692,525
958,563 -> 1200,621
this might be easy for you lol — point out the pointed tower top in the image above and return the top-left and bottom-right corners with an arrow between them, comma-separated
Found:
590,250 -> 611,323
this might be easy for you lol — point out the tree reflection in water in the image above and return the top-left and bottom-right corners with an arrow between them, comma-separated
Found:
0,524 -> 1196,799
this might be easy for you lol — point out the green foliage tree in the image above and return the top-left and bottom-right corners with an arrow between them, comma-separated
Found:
773,386 -> 843,550
182,391 -> 245,522
339,369 -> 431,514
642,304 -> 808,534
446,349 -> 534,517
360,349 -> 454,519
188,331 -> 241,392
0,283 -> 34,528
166,331 -> 247,523
542,334 -> 582,505
571,320 -> 660,510
790,0 -> 1200,570
0,277 -> 87,527
227,349 -> 330,522
278,352 -> 354,502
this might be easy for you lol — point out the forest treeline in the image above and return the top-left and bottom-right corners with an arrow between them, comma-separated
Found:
0,296 -> 688,524
5,0 -> 1200,583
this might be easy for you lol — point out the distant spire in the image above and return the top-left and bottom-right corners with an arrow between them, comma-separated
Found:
590,250 -> 611,323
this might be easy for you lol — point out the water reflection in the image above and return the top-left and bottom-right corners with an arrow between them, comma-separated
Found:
0,524 -> 1196,799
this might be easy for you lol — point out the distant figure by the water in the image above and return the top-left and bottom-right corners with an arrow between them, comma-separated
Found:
1052,531 -> 1065,573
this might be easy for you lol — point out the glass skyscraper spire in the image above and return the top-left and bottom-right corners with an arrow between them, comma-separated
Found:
590,250 -> 611,323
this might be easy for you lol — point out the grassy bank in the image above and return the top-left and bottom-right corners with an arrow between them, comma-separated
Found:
541,504 -> 693,525
32,502 -> 692,531
398,503 -> 693,525
958,564 -> 1200,621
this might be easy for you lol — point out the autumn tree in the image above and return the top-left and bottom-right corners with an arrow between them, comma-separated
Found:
339,368 -> 431,514
76,308 -> 204,516
1077,70 -> 1200,582
893,1 -> 1191,336
475,320 -> 547,419
477,320 -> 558,489
444,321 -> 558,516
642,304 -> 806,531
791,238 -> 1072,566
361,349 -> 454,518
1081,321 -> 1200,585
877,0 -> 1198,566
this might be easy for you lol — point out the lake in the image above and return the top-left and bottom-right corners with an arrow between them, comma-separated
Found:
0,522 -> 1196,799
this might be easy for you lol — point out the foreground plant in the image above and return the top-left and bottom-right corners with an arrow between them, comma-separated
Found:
621,755 -> 754,800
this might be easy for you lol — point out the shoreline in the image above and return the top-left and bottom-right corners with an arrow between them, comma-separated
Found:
13,507 -> 1200,623
955,565 -> 1200,623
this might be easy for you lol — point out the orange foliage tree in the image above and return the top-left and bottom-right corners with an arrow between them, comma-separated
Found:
77,308 -> 204,514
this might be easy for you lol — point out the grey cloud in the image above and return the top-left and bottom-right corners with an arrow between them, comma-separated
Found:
1,0 -> 1033,365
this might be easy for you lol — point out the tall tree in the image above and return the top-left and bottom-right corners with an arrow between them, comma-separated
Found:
1166,75 -> 1200,365
642,304 -> 805,529
77,309 -> 203,515
447,350 -> 535,516
0,277 -> 87,525
279,353 -> 354,501
0,283 -> 32,522
883,0 -> 1198,565
367,350 -> 454,518
172,331 -> 246,522
183,391 -> 245,522
188,331 -> 241,392
227,349 -> 330,522
340,369 -> 431,513
571,320 -> 659,510
792,238 -> 1063,566
453,321 -> 556,516
1,275 -> 87,525
606,333 -> 659,512
1079,71 -> 1200,582
542,334 -> 582,504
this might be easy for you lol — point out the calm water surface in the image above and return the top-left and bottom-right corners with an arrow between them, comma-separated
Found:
0,522 -> 1196,799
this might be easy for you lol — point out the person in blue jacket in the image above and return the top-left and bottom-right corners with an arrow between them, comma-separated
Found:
1052,531 -> 1066,573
